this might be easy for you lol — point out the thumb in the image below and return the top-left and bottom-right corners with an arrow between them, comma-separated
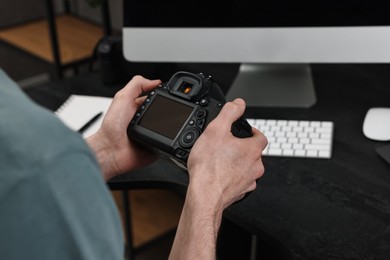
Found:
214,98 -> 246,132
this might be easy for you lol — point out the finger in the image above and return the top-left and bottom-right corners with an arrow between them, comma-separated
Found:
135,96 -> 147,106
213,98 -> 246,132
234,182 -> 256,203
121,75 -> 161,100
234,194 -> 246,203
247,181 -> 257,192
250,127 -> 268,149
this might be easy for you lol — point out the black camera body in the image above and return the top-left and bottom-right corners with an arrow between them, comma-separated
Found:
127,71 -> 252,168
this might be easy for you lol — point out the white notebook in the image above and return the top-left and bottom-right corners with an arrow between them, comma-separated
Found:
55,94 -> 113,138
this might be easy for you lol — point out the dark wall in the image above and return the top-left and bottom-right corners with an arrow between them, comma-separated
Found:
0,0 -> 47,29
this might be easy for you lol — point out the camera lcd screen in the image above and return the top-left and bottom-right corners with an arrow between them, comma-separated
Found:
138,94 -> 194,140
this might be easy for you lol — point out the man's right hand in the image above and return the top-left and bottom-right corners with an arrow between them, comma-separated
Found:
187,98 -> 267,211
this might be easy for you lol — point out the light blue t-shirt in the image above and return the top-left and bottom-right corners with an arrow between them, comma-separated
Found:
0,70 -> 124,260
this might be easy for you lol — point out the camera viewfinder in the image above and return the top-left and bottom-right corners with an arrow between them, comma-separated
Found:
179,81 -> 193,94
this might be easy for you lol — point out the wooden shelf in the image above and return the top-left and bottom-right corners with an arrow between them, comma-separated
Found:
0,15 -> 103,65
112,190 -> 184,248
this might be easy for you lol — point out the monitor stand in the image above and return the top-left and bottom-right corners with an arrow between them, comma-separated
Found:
226,63 -> 317,108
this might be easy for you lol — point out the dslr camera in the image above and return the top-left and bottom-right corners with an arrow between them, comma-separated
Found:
127,71 -> 252,168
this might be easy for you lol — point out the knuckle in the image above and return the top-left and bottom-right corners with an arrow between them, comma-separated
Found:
114,89 -> 126,99
261,134 -> 268,147
257,164 -> 265,178
248,182 -> 257,192
131,75 -> 145,82
252,182 -> 257,190
228,100 -> 244,112
114,89 -> 123,99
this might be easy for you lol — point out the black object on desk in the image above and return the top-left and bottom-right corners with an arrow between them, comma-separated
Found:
376,144 -> 390,166
25,64 -> 390,259
77,112 -> 103,134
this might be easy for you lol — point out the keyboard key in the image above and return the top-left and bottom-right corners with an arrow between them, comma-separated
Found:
306,150 -> 319,157
322,122 -> 333,128
305,144 -> 330,151
319,150 -> 331,158
267,120 -> 277,126
283,149 -> 294,156
286,132 -> 297,138
311,138 -> 331,145
268,148 -> 283,155
310,121 -> 321,127
299,121 -> 310,127
277,120 -> 288,126
295,149 -> 306,157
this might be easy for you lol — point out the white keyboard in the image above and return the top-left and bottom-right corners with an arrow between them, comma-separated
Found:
247,119 -> 334,159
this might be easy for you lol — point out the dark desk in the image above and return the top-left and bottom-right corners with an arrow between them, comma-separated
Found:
25,64 -> 390,259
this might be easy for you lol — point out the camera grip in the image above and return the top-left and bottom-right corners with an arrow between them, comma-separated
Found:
231,117 -> 253,138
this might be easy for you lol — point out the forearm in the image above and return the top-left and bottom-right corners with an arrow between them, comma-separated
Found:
85,133 -> 117,181
169,185 -> 224,260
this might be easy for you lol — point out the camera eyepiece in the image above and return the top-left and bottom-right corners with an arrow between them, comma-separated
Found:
178,81 -> 193,94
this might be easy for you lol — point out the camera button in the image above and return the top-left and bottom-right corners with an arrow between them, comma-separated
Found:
175,148 -> 188,159
185,133 -> 194,142
200,98 -> 209,106
189,120 -> 195,126
196,109 -> 206,118
180,129 -> 199,148
196,119 -> 205,129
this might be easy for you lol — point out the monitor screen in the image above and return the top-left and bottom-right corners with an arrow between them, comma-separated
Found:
124,0 -> 389,27
123,0 -> 390,107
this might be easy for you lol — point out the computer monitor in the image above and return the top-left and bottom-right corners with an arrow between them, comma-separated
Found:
123,0 -> 390,107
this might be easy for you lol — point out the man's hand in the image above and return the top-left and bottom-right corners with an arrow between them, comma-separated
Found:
169,98 -> 267,260
188,98 -> 267,210
86,76 -> 161,180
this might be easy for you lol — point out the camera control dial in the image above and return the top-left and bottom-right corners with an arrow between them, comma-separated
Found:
180,128 -> 200,148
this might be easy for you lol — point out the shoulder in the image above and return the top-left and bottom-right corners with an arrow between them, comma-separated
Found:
0,69 -> 95,179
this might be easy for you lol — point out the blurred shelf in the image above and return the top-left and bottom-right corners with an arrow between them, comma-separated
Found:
0,15 -> 103,65
112,189 -> 184,248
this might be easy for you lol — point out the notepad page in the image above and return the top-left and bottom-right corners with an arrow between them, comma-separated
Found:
55,95 -> 113,138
